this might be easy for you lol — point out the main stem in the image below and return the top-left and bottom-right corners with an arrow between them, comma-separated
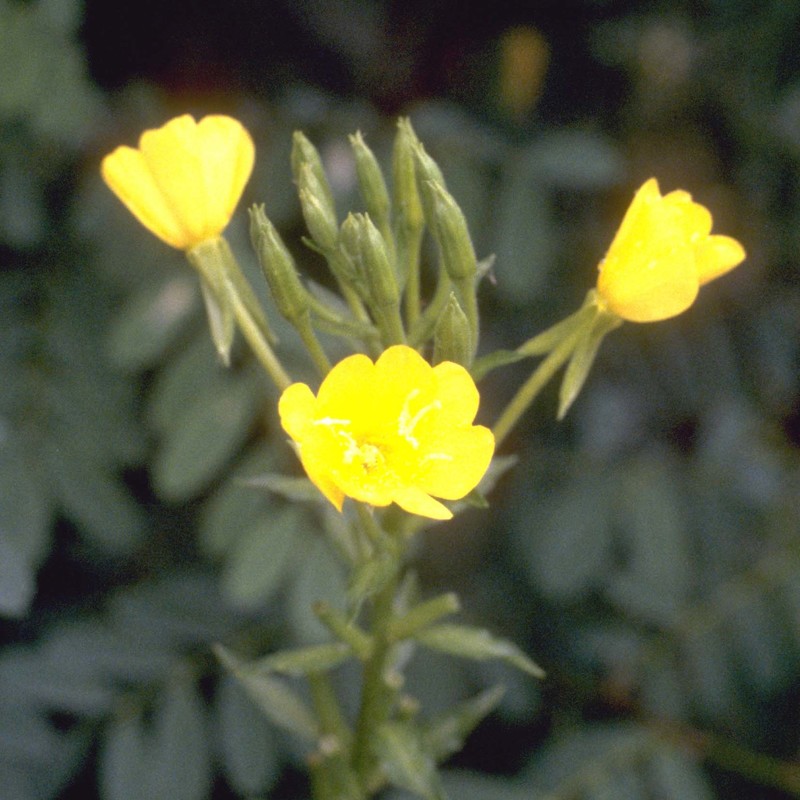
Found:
351,530 -> 403,789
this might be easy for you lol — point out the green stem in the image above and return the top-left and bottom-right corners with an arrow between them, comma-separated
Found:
295,315 -> 333,375
401,227 -> 424,328
349,507 -> 405,786
351,568 -> 400,782
492,325 -> 585,448
375,304 -> 407,347
408,271 -> 452,347
455,277 -> 479,356
188,238 -> 293,391
228,288 -> 293,390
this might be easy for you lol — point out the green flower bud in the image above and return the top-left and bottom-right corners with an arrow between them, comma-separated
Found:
339,213 -> 398,310
392,119 -> 424,236
249,204 -> 309,324
291,130 -> 335,213
433,292 -> 473,367
412,141 -> 447,226
349,131 -> 392,236
298,163 -> 339,252
425,180 -> 477,283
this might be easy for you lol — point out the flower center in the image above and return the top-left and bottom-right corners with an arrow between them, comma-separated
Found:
314,417 -> 387,473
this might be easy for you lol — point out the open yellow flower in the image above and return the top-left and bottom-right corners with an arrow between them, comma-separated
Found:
101,114 -> 255,250
596,178 -> 746,322
279,345 -> 495,520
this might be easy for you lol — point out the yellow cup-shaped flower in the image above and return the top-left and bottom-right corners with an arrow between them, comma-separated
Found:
596,178 -> 746,322
101,114 -> 255,250
279,345 -> 495,520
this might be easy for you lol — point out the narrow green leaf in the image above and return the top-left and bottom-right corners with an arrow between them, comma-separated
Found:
424,685 -> 506,762
374,721 -> 446,800
243,473 -> 328,504
195,265 -> 234,366
415,624 -> 545,678
557,312 -> 621,419
215,676 -> 280,796
389,593 -> 461,641
250,642 -> 352,676
214,645 -> 319,741
347,552 -> 398,611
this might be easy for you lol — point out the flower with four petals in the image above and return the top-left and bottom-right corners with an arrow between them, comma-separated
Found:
101,114 -> 255,250
597,178 -> 746,323
279,345 -> 495,520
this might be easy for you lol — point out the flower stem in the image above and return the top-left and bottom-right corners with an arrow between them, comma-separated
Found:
351,569 -> 400,783
188,237 -> 293,390
350,508 -> 404,788
492,325 -> 585,448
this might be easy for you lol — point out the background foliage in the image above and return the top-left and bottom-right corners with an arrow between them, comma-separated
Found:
1,0 -> 799,798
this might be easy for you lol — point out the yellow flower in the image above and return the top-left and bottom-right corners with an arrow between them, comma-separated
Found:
279,345 -> 495,520
596,178 -> 746,322
101,114 -> 255,250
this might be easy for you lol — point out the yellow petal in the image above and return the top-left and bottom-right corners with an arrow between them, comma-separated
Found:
393,487 -> 453,520
603,177 -> 661,258
102,115 -> 254,250
195,115 -> 255,240
101,146 -> 190,248
431,361 -> 480,424
696,235 -> 746,285
316,353 -> 376,419
662,190 -> 713,241
278,382 -> 317,441
598,244 -> 699,322
417,426 -> 495,499
297,446 -> 346,511
140,116 -> 218,246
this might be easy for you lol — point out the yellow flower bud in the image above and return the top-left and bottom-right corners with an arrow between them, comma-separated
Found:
596,178 -> 746,322
101,114 -> 254,250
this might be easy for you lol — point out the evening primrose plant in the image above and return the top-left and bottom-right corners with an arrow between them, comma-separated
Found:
102,113 -> 745,800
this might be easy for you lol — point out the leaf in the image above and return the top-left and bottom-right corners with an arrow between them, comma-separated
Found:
514,470 -> 613,602
374,721 -> 446,800
43,436 -> 145,555
424,685 -> 506,762
523,128 -> 623,189
214,645 -> 319,741
0,431 -> 52,566
147,335 -> 221,434
107,274 -> 198,370
215,675 -> 280,796
491,157 -> 554,307
220,507 -> 303,610
151,371 -> 262,501
288,536 -> 348,645
250,642 -> 352,677
198,274 -> 235,366
414,624 -> 544,678
0,647 -> 115,716
142,676 -> 212,800
243,472 -> 330,504
100,712 -> 147,800
646,749 -> 716,800
197,446 -> 276,557
607,456 -> 690,625
0,532 -> 36,618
